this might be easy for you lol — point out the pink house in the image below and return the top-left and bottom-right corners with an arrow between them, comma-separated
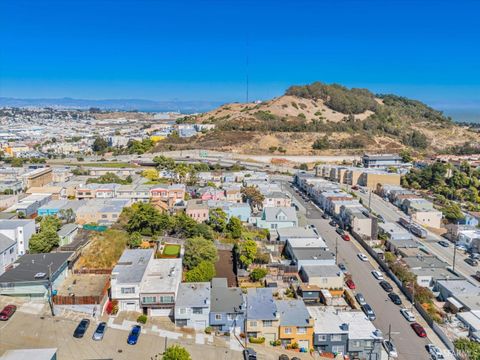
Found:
198,187 -> 225,201
185,200 -> 210,223
150,184 -> 186,203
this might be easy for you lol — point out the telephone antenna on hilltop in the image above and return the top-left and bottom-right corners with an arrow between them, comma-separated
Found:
246,33 -> 249,104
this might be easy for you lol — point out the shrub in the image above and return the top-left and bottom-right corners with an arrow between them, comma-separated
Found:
137,314 -> 147,324
249,336 -> 265,344
249,268 -> 268,282
205,326 -> 213,334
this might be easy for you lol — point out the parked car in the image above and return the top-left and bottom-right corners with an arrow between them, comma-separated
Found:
329,220 -> 337,227
383,340 -> 398,358
400,308 -> 416,322
470,253 -> 480,260
342,234 -> 350,241
426,344 -> 444,359
92,322 -> 107,341
388,293 -> 402,305
456,244 -> 468,251
361,304 -> 376,321
346,279 -> 356,290
371,270 -> 384,280
322,213 -> 329,220
278,355 -> 289,360
351,185 -> 359,190
336,228 -> 344,235
379,280 -> 393,292
127,325 -> 141,345
358,253 -> 369,262
438,240 -> 450,248
411,322 -> 427,337
465,258 -> 479,267
338,263 -> 347,272
0,305 -> 16,321
355,293 -> 367,306
377,215 -> 385,223
243,348 -> 257,360
73,319 -> 90,338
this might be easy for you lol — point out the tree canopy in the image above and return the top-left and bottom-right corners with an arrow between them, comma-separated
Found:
183,236 -> 218,270
185,260 -> 216,282
162,345 -> 192,360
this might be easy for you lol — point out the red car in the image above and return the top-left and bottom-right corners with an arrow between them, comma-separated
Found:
346,279 -> 356,290
410,322 -> 426,338
342,234 -> 350,241
0,305 -> 17,321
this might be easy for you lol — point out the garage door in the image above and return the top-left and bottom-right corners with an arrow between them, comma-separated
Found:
150,308 -> 172,317
194,320 -> 206,329
125,302 -> 137,311
264,333 -> 276,342
298,340 -> 309,351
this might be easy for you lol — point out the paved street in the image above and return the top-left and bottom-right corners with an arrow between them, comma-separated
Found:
353,188 -> 479,285
281,181 -> 451,360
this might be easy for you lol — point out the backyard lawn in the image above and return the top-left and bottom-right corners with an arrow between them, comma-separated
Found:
162,244 -> 181,257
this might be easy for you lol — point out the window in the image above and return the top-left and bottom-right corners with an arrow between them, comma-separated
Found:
263,320 -> 272,327
317,335 -> 327,342
297,327 -> 307,334
250,321 -> 257,327
351,340 -> 361,347
331,334 -> 342,342
364,340 -> 373,348
332,345 -> 344,353
121,287 -> 135,294
227,314 -> 235,321
271,224 -> 277,229
192,307 -> 203,314
142,296 -> 156,304
179,308 -> 187,315
101,214 -> 107,219
215,314 -> 222,321
160,296 -> 174,304
9,248 -> 14,254
284,327 -> 292,334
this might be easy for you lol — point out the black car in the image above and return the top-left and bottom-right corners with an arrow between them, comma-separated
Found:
243,348 -> 257,360
329,220 -> 337,227
73,319 -> 90,338
338,263 -> 347,272
335,228 -> 344,235
361,304 -> 376,321
438,241 -> 450,248
465,258 -> 479,267
322,213 -> 329,220
388,292 -> 402,305
379,280 -> 394,292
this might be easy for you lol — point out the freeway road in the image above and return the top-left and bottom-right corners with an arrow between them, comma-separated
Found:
353,188 -> 480,285
278,180 -> 447,360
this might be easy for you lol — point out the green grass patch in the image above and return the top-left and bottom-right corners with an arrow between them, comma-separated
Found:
162,244 -> 181,257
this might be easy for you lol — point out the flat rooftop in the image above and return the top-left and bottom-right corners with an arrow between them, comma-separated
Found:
140,258 -> 182,294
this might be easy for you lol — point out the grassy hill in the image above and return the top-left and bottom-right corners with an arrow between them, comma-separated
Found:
154,82 -> 478,155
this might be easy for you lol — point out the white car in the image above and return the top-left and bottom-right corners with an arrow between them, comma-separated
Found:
426,344 -> 444,359
372,270 -> 384,280
358,253 -> 369,262
400,308 -> 416,322
382,340 -> 398,358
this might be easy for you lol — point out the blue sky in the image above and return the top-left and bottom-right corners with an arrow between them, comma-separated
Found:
1,0 -> 480,111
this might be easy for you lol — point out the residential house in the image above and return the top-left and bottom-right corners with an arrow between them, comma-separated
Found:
75,199 -> 129,225
0,219 -> 35,256
175,282 -> 211,329
139,258 -> 182,316
198,187 -> 225,201
4,193 -> 52,217
0,252 -> 73,299
457,230 -> 480,252
276,300 -> 314,351
57,223 -> 79,246
117,184 -> 151,203
111,249 -> 154,313
0,234 -> 17,275
209,278 -> 245,333
276,226 -> 318,243
289,248 -> 336,270
37,199 -> 85,218
75,183 -> 119,200
251,207 -> 298,231
224,185 -> 242,203
26,186 -> 65,200
299,265 -> 344,290
21,167 -> 53,188
309,307 -> 383,359
284,237 -> 328,260
207,200 -> 251,222
340,206 -> 373,239
0,348 -> 58,360
246,288 -> 279,342
262,192 -> 291,208
150,184 -> 185,203
185,200 -> 209,223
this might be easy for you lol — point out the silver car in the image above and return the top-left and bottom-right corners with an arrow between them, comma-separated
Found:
92,322 -> 107,341
355,293 -> 367,306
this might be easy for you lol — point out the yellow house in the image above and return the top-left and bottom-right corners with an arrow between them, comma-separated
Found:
276,300 -> 314,351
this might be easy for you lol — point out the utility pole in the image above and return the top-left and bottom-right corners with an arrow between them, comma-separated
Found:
368,189 -> 372,211
335,237 -> 338,264
47,263 -> 55,317
387,324 -> 392,360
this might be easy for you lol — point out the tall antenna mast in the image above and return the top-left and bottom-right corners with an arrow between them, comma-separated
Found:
246,33 -> 249,104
